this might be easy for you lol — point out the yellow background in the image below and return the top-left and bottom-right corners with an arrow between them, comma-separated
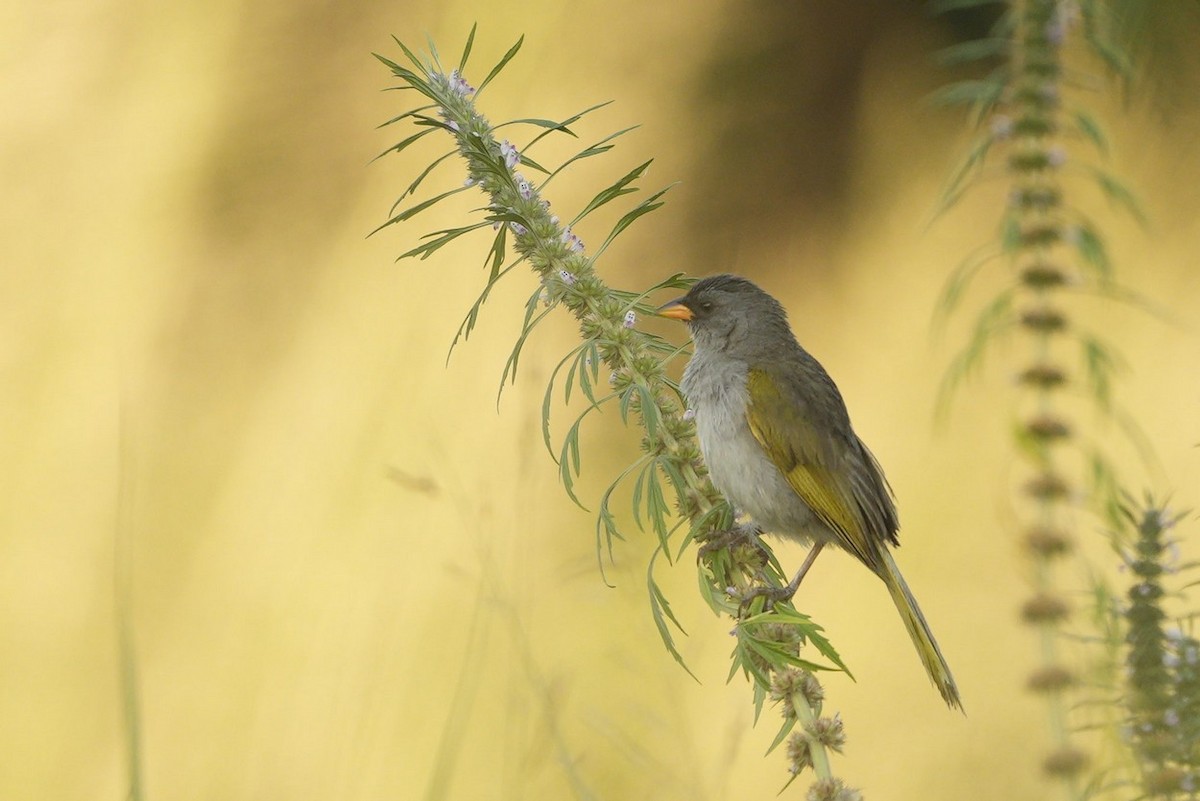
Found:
3,1 -> 1199,799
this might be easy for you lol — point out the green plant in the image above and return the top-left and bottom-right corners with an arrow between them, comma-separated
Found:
374,29 -> 857,793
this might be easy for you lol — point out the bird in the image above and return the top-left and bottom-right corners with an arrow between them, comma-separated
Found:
657,273 -> 961,709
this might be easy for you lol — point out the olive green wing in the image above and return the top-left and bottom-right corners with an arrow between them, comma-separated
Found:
744,367 -> 878,568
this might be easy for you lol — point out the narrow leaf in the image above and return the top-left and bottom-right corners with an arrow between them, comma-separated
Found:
1073,110 -> 1109,155
398,221 -> 492,260
447,260 -> 519,364
376,103 -> 437,129
370,129 -> 435,164
593,185 -> 674,258
458,22 -> 477,73
543,126 -> 641,188
476,35 -> 525,95
370,185 -> 472,236
391,151 -> 458,213
648,548 -> 699,680
524,101 -> 614,151
934,38 -> 1009,66
571,159 -> 653,226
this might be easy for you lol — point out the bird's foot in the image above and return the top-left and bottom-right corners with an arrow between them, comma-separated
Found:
698,520 -> 766,561
736,582 -> 797,616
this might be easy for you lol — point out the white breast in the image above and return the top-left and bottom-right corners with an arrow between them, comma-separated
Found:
682,352 -> 820,542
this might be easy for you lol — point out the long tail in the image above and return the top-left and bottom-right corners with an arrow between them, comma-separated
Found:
878,550 -> 963,710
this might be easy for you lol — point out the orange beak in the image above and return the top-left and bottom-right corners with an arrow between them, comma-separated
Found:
656,298 -> 694,321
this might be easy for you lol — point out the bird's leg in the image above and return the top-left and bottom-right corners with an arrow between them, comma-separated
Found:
741,542 -> 826,612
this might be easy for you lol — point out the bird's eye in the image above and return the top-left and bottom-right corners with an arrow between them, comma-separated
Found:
698,301 -> 714,312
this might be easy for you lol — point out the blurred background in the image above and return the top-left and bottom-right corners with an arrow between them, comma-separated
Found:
3,1 -> 1199,799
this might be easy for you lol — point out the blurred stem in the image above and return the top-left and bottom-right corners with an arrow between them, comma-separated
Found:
115,402 -> 145,801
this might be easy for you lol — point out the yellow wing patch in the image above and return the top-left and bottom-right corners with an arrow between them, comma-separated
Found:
745,369 -> 875,567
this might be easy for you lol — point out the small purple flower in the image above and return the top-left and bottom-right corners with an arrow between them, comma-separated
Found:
1047,1 -> 1080,45
1046,145 -> 1067,168
499,140 -> 520,170
1165,709 -> 1181,727
514,173 -> 533,200
561,227 -> 584,253
559,269 -> 576,286
510,222 -> 527,236
683,409 -> 696,422
447,120 -> 460,133
622,310 -> 636,329
448,69 -> 475,96
464,177 -> 476,187
990,114 -> 1013,139
550,215 -> 560,225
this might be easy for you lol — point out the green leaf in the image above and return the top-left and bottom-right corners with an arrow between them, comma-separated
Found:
934,38 -> 1009,66
927,0 -> 1006,12
766,717 -> 799,756
593,185 -> 674,258
1089,167 -> 1146,225
1078,331 -> 1123,410
476,35 -> 524,96
446,259 -> 518,364
630,460 -> 649,530
498,285 -> 555,404
647,548 -> 699,680
645,467 -> 671,551
483,218 -> 508,281
930,133 -> 994,220
999,212 -> 1021,254
570,160 -> 653,226
457,23 -> 477,73
932,244 -> 1001,332
370,185 -> 473,236
556,393 -> 617,509
397,220 -> 493,260
376,103 -> 437,129
524,101 -> 614,152
391,35 -> 428,72
1073,110 -> 1109,155
370,128 -> 436,164
936,289 -> 1016,419
559,420 -> 585,508
1073,224 -> 1112,278
595,454 -> 648,558
390,151 -> 458,213
542,126 -> 641,188
516,153 -> 551,176
927,68 -> 1008,125
577,344 -> 599,404
424,34 -> 443,73
636,384 -> 659,441
541,340 -> 593,459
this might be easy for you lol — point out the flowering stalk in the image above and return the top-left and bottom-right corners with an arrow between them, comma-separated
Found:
375,34 -> 856,790
1117,501 -> 1200,797
1005,1 -> 1091,787
937,0 -> 1143,791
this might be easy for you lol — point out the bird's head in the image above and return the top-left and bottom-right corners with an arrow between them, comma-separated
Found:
657,274 -> 791,359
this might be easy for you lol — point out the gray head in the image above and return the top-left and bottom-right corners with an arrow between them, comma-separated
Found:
658,274 -> 796,361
